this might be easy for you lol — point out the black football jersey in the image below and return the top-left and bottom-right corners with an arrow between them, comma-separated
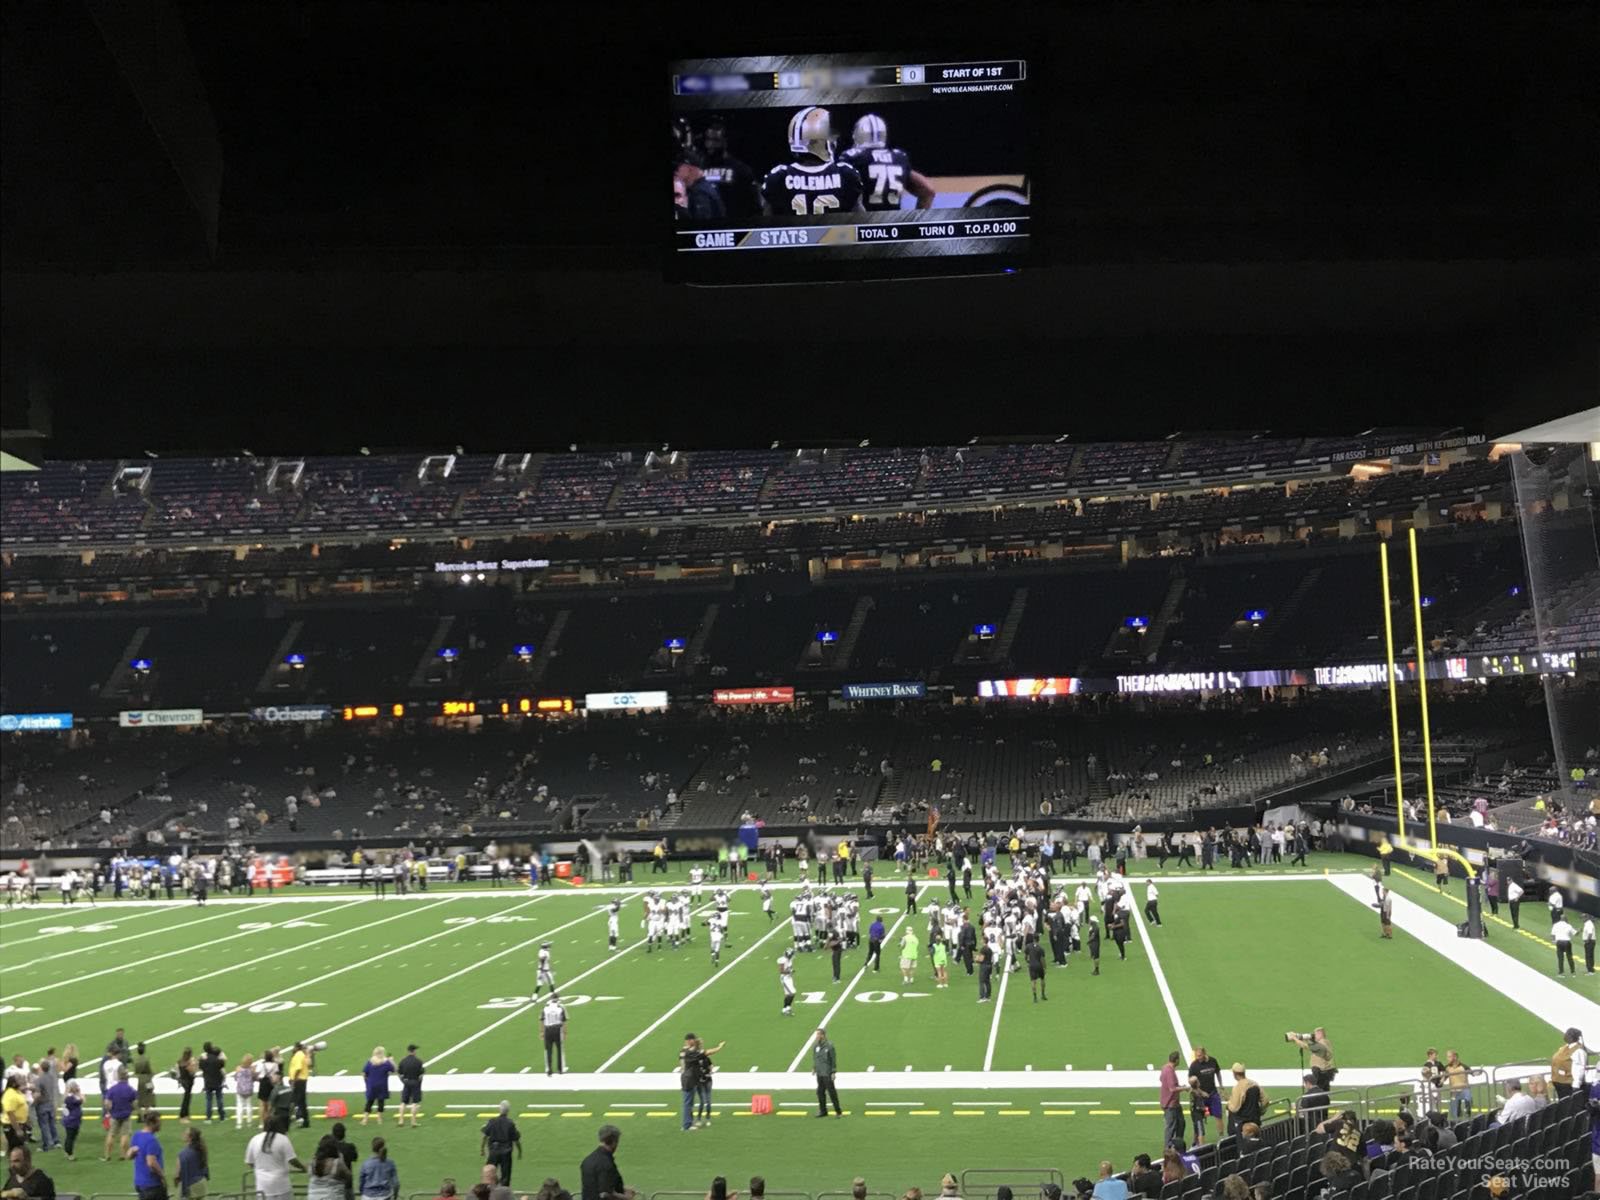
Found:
760,159 -> 863,218
701,154 -> 759,221
841,146 -> 916,211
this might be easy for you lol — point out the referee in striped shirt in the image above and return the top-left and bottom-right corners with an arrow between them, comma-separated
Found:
542,994 -> 568,1076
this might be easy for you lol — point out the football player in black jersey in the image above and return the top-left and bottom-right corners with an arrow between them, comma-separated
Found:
840,113 -> 936,211
699,119 -> 760,222
760,106 -> 864,218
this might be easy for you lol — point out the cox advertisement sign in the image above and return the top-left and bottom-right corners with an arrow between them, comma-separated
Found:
0,712 -> 74,732
585,691 -> 670,712
712,686 -> 795,705
119,708 -> 205,728
841,682 -> 926,701
251,704 -> 335,723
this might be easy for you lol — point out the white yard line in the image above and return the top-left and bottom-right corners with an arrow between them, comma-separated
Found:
1326,875 -> 1600,1034
786,884 -> 929,1073
352,897 -> 626,1063
3,896 -> 454,1041
1130,897 -> 1192,1057
981,959 -> 1012,1072
232,894 -> 553,1044
0,902 -> 176,938
598,903 -> 792,1074
8,901 -> 297,975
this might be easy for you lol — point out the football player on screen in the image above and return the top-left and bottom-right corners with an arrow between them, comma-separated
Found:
840,113 -> 936,210
699,118 -> 760,221
760,106 -> 863,218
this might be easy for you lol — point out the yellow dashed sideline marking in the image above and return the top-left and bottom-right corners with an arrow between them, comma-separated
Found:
1042,1110 -> 1074,1116
999,1109 -> 1030,1116
647,1112 -> 675,1118
778,1111 -> 808,1117
952,1110 -> 984,1116
866,1111 -> 898,1117
911,1109 -> 940,1116
433,1113 -> 466,1119
560,1112 -> 592,1118
603,1112 -> 633,1118
1090,1109 -> 1121,1115
1395,868 -> 1557,949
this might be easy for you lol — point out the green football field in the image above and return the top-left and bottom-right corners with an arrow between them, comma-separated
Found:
1,853 -> 1589,1198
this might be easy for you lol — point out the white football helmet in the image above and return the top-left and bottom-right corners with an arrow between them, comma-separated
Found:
852,113 -> 888,149
788,105 -> 836,160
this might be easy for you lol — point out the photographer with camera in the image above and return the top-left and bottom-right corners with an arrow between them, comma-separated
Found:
1286,1028 -> 1336,1091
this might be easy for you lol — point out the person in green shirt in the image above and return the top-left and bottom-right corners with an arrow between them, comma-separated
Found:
899,929 -> 921,984
132,1043 -> 155,1113
931,939 -> 949,989
716,847 -> 729,880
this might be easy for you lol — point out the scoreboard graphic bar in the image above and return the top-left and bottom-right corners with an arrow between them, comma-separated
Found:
678,214 -> 1029,252
674,60 -> 1025,96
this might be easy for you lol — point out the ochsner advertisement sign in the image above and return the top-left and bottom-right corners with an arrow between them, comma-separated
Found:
585,691 -> 670,712
251,704 -> 336,723
119,708 -> 205,728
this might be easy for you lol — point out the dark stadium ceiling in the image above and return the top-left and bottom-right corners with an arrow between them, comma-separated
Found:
2,1 -> 1596,456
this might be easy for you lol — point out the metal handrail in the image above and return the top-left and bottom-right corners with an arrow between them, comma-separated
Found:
242,1171 -> 312,1199
958,1169 -> 1065,1200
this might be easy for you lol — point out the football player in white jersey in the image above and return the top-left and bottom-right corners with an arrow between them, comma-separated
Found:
778,949 -> 797,1014
708,910 -> 727,966
536,943 -> 557,996
606,899 -> 622,951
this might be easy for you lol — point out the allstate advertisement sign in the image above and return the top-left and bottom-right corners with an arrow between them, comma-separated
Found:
841,682 -> 927,701
0,712 -> 74,732
119,708 -> 205,728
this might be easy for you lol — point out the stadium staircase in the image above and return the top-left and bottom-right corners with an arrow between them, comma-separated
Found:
255,618 -> 305,693
822,594 -> 875,673
407,615 -> 457,689
1259,565 -> 1323,654
100,624 -> 152,698
1084,752 -> 1111,806
1141,569 -> 1189,661
524,609 -> 570,686
962,586 -> 1028,666
682,601 -> 720,677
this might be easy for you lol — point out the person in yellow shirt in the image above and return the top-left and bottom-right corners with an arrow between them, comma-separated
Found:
287,1042 -> 313,1129
2,1073 -> 30,1152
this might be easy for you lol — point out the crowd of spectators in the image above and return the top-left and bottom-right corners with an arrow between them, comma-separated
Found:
0,443 -> 1519,552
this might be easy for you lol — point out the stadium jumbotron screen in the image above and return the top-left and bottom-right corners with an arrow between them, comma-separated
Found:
668,50 -> 1031,283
